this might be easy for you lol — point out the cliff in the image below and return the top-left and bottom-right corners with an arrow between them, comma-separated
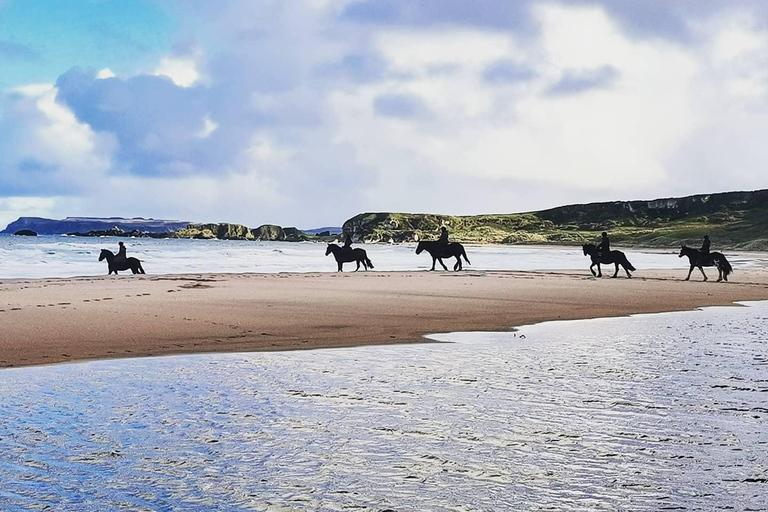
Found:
172,223 -> 311,241
1,217 -> 190,235
342,189 -> 768,250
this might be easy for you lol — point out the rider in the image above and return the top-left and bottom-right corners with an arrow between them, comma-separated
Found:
342,233 -> 353,254
438,226 -> 449,245
700,235 -> 711,254
699,235 -> 711,263
115,241 -> 127,263
596,232 -> 610,261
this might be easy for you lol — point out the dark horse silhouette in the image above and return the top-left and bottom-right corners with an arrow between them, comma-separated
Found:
415,241 -> 471,271
99,249 -> 145,275
582,243 -> 636,278
325,243 -> 374,272
679,245 -> 732,282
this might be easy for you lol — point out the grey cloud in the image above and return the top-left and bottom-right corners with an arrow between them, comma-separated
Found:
547,65 -> 618,96
318,53 -> 388,83
342,0 -> 532,31
483,60 -> 536,84
342,0 -> 768,44
373,93 -> 431,119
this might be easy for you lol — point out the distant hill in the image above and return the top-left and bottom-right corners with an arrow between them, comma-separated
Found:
302,226 -> 342,235
342,189 -> 768,250
1,217 -> 190,235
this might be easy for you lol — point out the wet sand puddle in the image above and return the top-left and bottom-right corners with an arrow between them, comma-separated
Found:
1,302 -> 767,511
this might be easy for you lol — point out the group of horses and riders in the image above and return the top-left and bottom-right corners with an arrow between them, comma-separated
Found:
326,226 -> 470,272
582,232 -> 732,282
99,227 -> 732,283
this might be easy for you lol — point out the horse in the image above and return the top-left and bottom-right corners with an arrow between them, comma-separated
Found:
582,243 -> 636,278
679,245 -> 733,282
325,244 -> 374,272
415,240 -> 471,271
99,249 -> 146,275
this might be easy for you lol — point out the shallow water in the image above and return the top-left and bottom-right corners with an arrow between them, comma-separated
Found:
0,235 -> 745,279
1,303 -> 767,510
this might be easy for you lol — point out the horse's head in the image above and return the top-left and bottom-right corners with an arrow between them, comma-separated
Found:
98,249 -> 111,261
415,241 -> 425,254
582,243 -> 594,256
325,244 -> 335,256
679,245 -> 687,258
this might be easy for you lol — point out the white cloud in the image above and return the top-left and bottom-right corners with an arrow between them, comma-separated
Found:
4,0 -> 768,229
153,56 -> 201,87
195,115 -> 219,139
97,68 -> 116,79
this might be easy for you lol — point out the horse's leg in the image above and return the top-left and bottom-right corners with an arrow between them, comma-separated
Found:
716,265 -> 723,282
589,262 -> 597,277
611,262 -> 619,278
438,257 -> 448,271
338,260 -> 343,272
354,260 -> 360,272
685,265 -> 693,281
699,266 -> 707,281
430,256 -> 436,271
624,264 -> 632,278
596,263 -> 602,278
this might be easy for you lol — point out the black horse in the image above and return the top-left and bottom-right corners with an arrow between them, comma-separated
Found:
415,241 -> 471,271
325,243 -> 374,272
582,243 -> 636,278
99,249 -> 145,275
679,245 -> 732,282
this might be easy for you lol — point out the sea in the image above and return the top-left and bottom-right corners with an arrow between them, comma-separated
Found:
2,234 -> 766,279
1,235 -> 767,510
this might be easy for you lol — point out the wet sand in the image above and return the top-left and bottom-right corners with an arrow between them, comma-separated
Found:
2,268 -> 768,368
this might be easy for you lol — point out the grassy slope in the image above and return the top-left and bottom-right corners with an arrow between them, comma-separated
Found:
343,191 -> 768,250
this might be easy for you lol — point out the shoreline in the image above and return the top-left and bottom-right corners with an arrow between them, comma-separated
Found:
3,268 -> 768,369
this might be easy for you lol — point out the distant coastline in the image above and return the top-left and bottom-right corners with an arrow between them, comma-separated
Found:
4,188 -> 767,249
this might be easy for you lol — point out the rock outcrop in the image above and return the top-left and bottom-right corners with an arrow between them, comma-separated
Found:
12,229 -> 38,236
251,224 -> 284,241
174,223 -> 254,240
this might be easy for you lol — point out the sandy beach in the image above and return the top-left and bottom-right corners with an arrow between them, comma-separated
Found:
1,267 -> 767,369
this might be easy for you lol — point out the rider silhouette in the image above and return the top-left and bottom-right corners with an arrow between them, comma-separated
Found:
438,226 -> 449,245
700,235 -> 710,254
116,241 -> 127,263
342,233 -> 353,254
596,232 -> 610,261
699,235 -> 711,264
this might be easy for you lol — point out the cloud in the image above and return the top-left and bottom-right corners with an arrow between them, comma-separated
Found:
483,60 -> 536,84
3,0 -> 768,229
0,85 -> 114,197
0,39 -> 38,61
373,93 -> 431,119
546,65 -> 619,96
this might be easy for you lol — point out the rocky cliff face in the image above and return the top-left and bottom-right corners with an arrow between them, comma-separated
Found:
342,189 -> 768,249
174,223 -> 255,240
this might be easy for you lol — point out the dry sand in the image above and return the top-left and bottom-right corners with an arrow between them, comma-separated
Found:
2,268 -> 768,368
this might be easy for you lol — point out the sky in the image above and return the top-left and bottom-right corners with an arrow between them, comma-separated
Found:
2,0 -> 768,229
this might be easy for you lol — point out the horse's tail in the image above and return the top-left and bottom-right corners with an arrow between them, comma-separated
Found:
138,261 -> 146,274
462,247 -> 471,265
715,254 -> 733,278
365,257 -> 374,269
621,253 -> 636,271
